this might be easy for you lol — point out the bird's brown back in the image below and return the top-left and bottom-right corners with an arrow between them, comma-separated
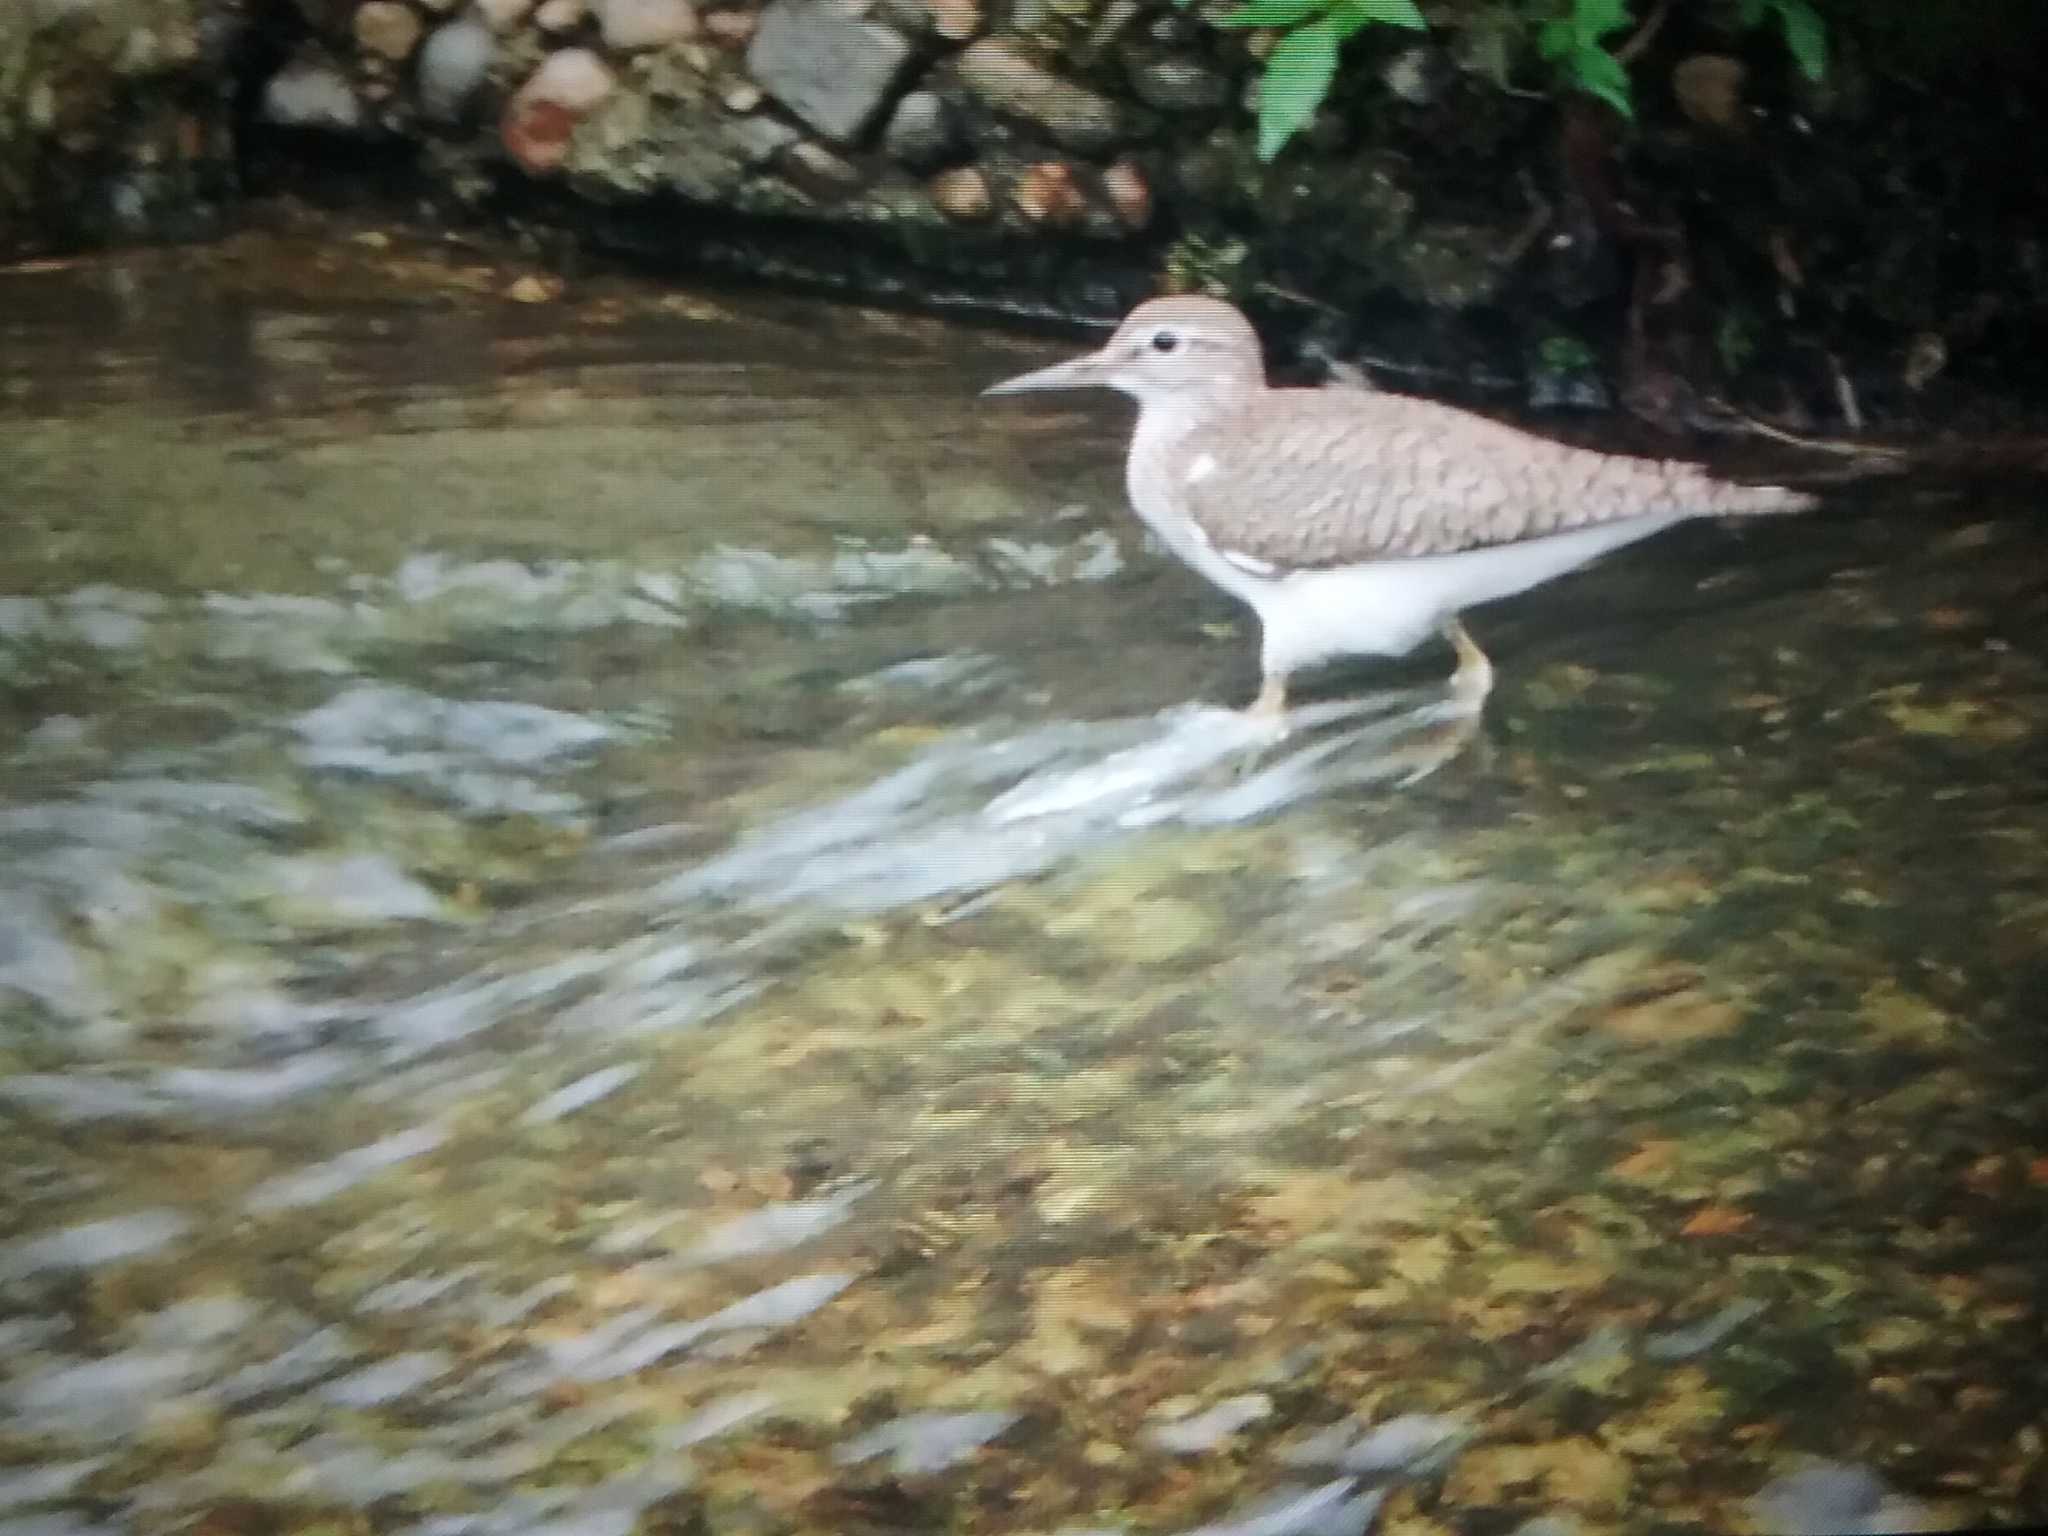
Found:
1170,387 -> 1816,569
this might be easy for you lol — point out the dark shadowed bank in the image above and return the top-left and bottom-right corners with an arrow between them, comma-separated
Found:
3,0 -> 2047,427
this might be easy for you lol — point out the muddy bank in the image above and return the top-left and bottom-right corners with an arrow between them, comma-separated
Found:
6,0 -> 2048,422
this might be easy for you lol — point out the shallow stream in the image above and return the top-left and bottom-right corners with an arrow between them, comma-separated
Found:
2,229 -> 2045,1535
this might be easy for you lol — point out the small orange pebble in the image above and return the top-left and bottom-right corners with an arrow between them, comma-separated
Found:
1679,1204 -> 1752,1238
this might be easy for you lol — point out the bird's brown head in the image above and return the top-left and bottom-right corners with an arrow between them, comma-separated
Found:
982,296 -> 1266,411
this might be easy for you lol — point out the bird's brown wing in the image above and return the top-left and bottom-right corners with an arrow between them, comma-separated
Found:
1178,390 -> 1814,571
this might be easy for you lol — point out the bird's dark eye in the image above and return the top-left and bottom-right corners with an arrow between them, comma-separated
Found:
1150,330 -> 1181,354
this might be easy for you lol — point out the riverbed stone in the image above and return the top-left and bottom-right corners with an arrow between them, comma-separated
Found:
354,2 -> 423,62
474,0 -> 537,30
883,90 -> 957,169
701,6 -> 755,47
1102,157 -> 1149,228
1010,159 -> 1085,226
957,38 -> 1123,154
745,0 -> 918,144
417,16 -> 495,121
1125,51 -> 1228,114
779,139 -> 863,198
929,165 -> 990,220
598,0 -> 696,51
262,60 -> 364,131
502,47 -> 615,172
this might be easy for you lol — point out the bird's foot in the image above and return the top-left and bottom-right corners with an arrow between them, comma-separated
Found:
1392,706 -> 1486,785
1387,622 -> 1495,783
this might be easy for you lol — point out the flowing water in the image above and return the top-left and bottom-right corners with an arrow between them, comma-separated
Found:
2,228 -> 2045,1536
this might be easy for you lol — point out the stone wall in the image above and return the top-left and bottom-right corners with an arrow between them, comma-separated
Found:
6,0 -> 2047,421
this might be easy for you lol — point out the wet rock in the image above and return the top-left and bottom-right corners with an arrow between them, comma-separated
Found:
320,1350 -> 454,1407
702,6 -> 755,47
1750,1462 -> 1933,1535
1102,157 -> 1149,228
3,1349 -> 212,1441
655,1391 -> 777,1449
0,895 -> 114,1025
0,1211 -> 192,1281
598,0 -> 697,51
1178,1479 -> 1381,1536
924,0 -> 980,40
1643,1298 -> 1765,1359
929,165 -> 992,220
502,47 -> 615,173
683,1179 -> 876,1262
1278,1413 -> 1472,1476
835,1410 -> 1019,1475
295,682 -> 613,767
958,37 -> 1124,153
261,852 -> 444,927
521,1062 -> 643,1124
354,2 -> 423,62
1011,159 -> 1086,226
0,1457 -> 109,1509
505,271 -> 565,301
262,60 -> 364,132
1381,43 -> 1450,105
884,89 -> 958,169
417,16 -> 496,122
475,0 -> 538,30
536,0 -> 587,31
779,139 -> 864,199
1126,51 -> 1229,114
1147,1393 -> 1272,1453
746,0 -> 918,144
244,1124 -> 447,1213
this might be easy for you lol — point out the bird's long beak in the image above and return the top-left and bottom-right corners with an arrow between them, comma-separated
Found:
980,349 -> 1111,397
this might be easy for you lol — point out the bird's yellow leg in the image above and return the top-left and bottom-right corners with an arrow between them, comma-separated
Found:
1388,620 -> 1493,784
1444,617 -> 1494,710
1247,673 -> 1288,721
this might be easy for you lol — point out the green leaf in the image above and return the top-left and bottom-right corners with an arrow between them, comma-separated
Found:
1570,0 -> 1632,42
1329,0 -> 1424,39
1567,41 -> 1634,116
1537,15 -> 1576,59
1257,18 -> 1342,160
1736,0 -> 1765,24
1778,0 -> 1826,80
1352,0 -> 1429,29
1213,0 -> 1328,29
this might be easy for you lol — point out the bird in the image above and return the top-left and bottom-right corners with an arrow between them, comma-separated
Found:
983,296 -> 1815,721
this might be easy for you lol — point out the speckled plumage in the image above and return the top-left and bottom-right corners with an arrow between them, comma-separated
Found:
1152,385 -> 1813,569
984,295 -> 1817,719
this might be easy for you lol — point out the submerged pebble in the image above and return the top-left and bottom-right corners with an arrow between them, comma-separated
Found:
243,1123 -> 447,1213
680,1178 -> 876,1263
1750,1462 -> 1932,1535
1178,1479 -> 1381,1536
1148,1394 -> 1274,1454
835,1410 -> 1019,1475
520,1062 -> 643,1124
0,1210 -> 191,1280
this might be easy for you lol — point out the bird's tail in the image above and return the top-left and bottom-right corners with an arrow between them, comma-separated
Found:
1710,481 -> 1821,517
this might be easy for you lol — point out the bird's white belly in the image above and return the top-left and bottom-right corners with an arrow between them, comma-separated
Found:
1251,511 -> 1684,675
